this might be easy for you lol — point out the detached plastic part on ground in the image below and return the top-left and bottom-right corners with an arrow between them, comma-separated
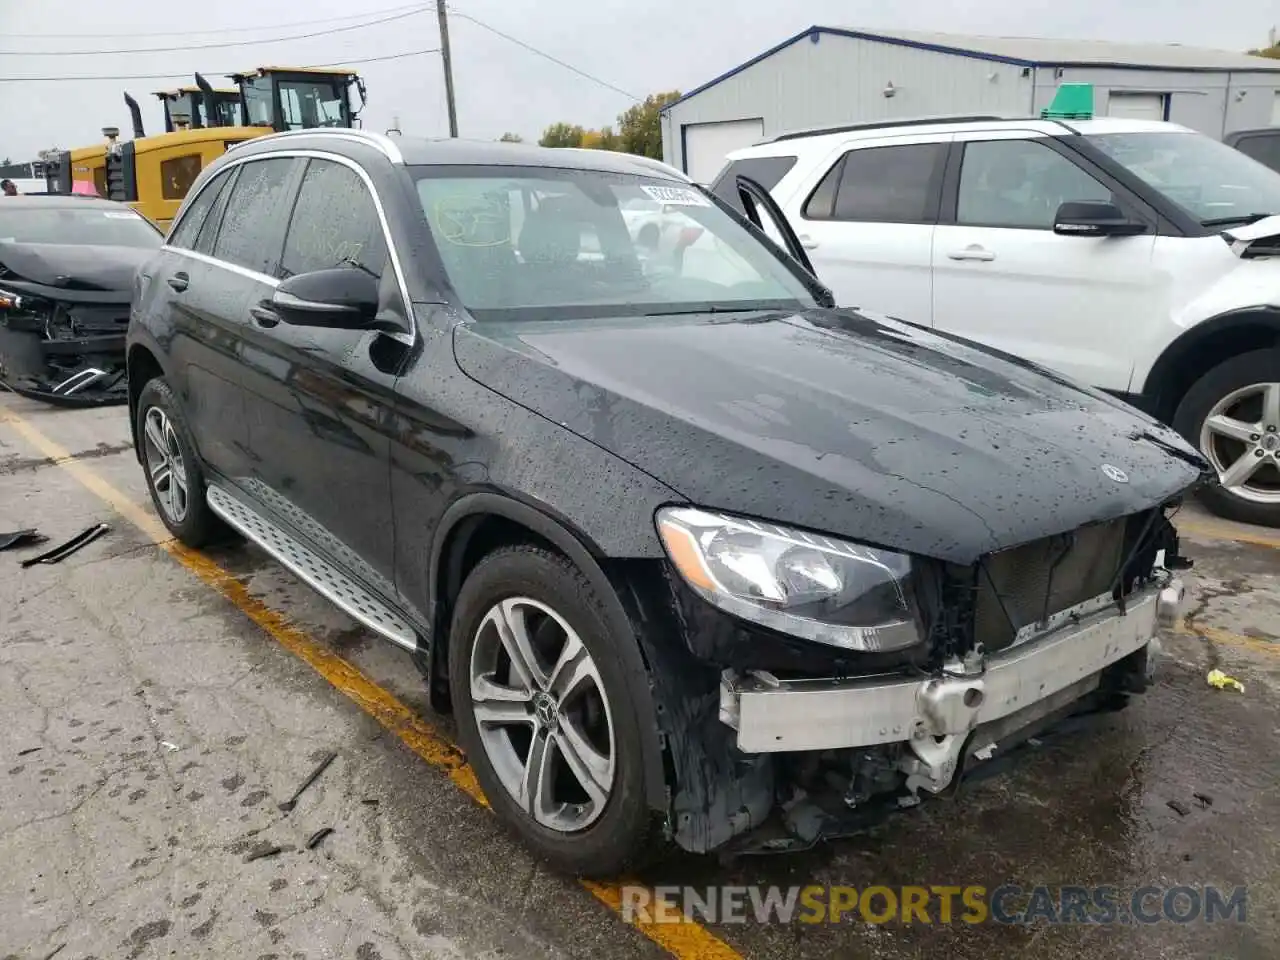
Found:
19,523 -> 109,567
1206,669 -> 1245,693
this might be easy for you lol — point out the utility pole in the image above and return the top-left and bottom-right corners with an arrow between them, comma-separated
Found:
436,0 -> 458,137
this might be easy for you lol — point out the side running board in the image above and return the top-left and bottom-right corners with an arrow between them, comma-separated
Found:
206,484 -> 418,651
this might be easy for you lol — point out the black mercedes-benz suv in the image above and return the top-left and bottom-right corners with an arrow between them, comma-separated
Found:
128,129 -> 1208,875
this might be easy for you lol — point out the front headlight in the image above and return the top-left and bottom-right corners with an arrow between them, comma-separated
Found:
655,507 -> 923,652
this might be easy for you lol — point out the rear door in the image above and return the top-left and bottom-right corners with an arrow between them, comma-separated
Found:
238,156 -> 406,598
148,164 -> 257,480
190,156 -> 301,481
773,134 -> 950,324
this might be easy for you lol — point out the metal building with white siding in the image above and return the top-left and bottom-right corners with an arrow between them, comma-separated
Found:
661,26 -> 1280,182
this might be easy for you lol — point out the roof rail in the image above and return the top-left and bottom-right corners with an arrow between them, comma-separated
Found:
765,115 -> 1008,143
231,127 -> 404,163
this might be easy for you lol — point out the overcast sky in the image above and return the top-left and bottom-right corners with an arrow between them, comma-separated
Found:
1,0 -> 1277,161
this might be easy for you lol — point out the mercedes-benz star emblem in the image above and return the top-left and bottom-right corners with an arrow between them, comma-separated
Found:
1101,464 -> 1129,484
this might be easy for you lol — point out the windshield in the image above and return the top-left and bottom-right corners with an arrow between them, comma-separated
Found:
0,207 -> 162,248
1088,130 -> 1280,225
278,79 -> 348,129
411,166 -> 816,321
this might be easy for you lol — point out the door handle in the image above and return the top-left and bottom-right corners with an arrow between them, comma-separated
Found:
947,247 -> 996,262
799,234 -> 819,250
166,272 -> 189,292
249,304 -> 280,328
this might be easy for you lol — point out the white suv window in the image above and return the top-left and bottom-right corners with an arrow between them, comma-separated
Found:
804,143 -> 944,224
957,140 -> 1111,230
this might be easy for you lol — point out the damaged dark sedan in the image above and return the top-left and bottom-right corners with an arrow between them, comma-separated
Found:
1,196 -> 160,405
127,132 -> 1211,876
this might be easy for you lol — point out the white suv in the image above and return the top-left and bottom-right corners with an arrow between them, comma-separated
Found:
714,111 -> 1280,526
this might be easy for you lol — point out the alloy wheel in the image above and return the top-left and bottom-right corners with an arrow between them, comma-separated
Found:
468,596 -> 616,832
142,406 -> 190,523
1200,381 -> 1280,505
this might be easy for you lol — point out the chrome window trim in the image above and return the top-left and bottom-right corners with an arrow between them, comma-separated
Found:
163,148 -> 415,345
170,246 -> 280,287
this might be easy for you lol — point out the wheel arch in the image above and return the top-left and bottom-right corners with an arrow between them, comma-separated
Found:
426,491 -> 670,813
125,340 -> 169,463
1141,307 -> 1280,423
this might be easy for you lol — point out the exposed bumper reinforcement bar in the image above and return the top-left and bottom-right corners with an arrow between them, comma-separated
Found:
720,588 -> 1161,754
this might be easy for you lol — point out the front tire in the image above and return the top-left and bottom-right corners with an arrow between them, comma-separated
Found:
136,377 -> 223,547
1173,348 -> 1280,527
448,545 -> 657,876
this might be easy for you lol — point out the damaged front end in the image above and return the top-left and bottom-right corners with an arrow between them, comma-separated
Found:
0,280 -> 128,407
620,502 -> 1193,858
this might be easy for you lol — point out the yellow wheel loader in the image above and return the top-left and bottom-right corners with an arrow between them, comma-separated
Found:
45,68 -> 367,229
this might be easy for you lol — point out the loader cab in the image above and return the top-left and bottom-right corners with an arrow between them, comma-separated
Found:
154,87 -> 244,131
231,67 -> 366,132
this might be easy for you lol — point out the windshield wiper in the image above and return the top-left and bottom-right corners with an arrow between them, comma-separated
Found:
1201,212 -> 1277,227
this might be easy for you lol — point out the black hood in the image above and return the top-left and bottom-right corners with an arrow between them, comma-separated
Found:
453,308 -> 1209,564
0,242 -> 151,298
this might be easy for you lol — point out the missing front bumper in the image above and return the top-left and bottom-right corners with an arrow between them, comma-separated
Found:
719,587 -> 1162,755
0,328 -> 126,407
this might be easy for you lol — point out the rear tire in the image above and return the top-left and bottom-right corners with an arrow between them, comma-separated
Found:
136,377 -> 224,547
1173,348 -> 1280,527
448,545 -> 658,877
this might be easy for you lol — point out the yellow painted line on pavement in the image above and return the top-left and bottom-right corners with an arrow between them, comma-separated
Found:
1176,518 -> 1280,551
1176,618 -> 1280,657
0,405 -> 744,960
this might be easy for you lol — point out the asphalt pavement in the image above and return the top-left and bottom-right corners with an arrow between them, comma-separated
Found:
1,394 -> 1277,960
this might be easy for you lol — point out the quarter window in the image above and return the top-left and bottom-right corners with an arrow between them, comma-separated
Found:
805,143 -> 945,223
709,156 -> 798,212
956,140 -> 1111,230
279,159 -> 386,279
167,169 -> 230,249
211,158 -> 296,274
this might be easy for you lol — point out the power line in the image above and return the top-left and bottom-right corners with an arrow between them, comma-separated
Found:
3,2 -> 427,39
448,9 -> 639,101
0,7 -> 429,57
0,48 -> 440,83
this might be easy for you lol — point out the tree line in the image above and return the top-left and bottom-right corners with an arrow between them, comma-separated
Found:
496,91 -> 681,160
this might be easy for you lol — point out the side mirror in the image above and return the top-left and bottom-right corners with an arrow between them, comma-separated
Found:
272,268 -> 380,328
1053,201 -> 1147,237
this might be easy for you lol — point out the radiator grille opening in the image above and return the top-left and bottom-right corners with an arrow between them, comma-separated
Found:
974,518 -> 1127,652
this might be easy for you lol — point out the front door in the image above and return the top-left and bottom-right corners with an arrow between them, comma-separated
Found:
237,156 -> 406,598
930,131 -> 1161,392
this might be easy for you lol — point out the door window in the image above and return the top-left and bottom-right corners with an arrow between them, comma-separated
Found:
1229,133 -> 1280,174
804,143 -> 945,223
957,139 -> 1111,230
279,159 -> 387,279
194,167 -> 238,255
167,168 -> 231,249
211,158 -> 296,274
